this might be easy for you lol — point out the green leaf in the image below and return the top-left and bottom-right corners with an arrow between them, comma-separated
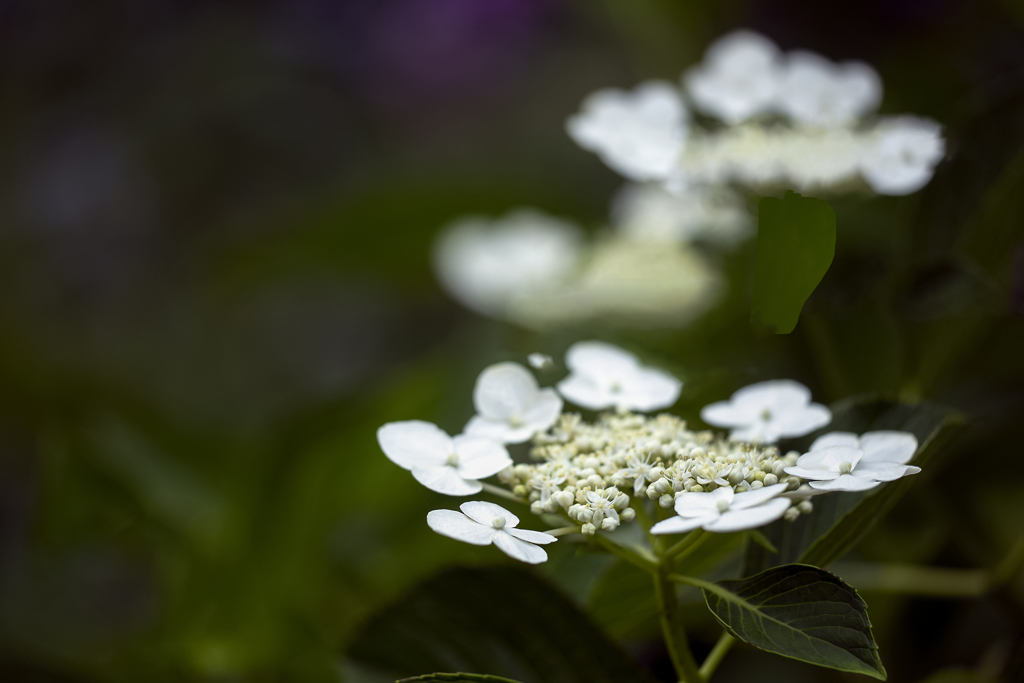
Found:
699,564 -> 885,679
750,191 -> 836,334
400,674 -> 523,683
743,397 -> 964,573
345,566 -> 657,683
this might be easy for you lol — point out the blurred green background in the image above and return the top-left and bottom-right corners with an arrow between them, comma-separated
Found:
1,0 -> 1024,681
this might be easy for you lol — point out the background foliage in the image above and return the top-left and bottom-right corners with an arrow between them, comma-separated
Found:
1,1 -> 1023,681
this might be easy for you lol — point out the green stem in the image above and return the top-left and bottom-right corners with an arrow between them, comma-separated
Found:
479,482 -> 524,504
632,499 -> 662,549
663,529 -> 706,562
591,533 -> 658,574
544,526 -> 580,537
653,567 -> 703,683
699,633 -> 735,680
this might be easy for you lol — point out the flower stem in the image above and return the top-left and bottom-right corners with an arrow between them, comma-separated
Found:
653,567 -> 703,683
591,532 -> 658,574
479,482 -> 524,504
663,529 -> 706,562
699,633 -> 735,680
544,526 -> 580,537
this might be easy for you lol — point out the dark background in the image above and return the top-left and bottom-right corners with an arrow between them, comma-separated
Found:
1,1 -> 1023,681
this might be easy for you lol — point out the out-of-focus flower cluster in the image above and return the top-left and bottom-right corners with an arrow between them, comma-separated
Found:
568,30 -> 946,197
376,341 -> 923,563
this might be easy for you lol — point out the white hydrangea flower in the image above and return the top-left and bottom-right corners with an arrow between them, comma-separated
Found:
683,30 -> 783,124
557,341 -> 682,412
700,380 -> 831,444
432,209 -> 582,319
377,420 -> 512,495
566,80 -> 688,181
650,483 -> 791,534
778,50 -> 882,128
528,353 -> 554,370
612,182 -> 750,246
464,362 -> 563,444
859,116 -> 945,195
785,430 -> 920,492
427,501 -> 557,564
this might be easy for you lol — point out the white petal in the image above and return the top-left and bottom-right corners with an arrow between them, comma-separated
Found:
730,423 -> 782,444
771,403 -> 832,438
854,463 -> 920,482
704,498 -> 791,532
783,466 -> 841,481
732,379 -> 811,412
674,490 -> 723,517
794,446 -> 862,472
700,400 -> 755,428
453,436 -> 512,479
492,531 -> 548,564
460,500 -> 519,528
473,362 -> 538,421
565,340 -> 640,380
557,373 -> 615,410
731,483 -> 788,510
858,431 -> 918,465
520,388 -> 563,432
619,367 -> 682,411
412,466 -> 482,496
507,528 -> 558,545
426,509 -> 497,545
810,431 -> 858,451
683,30 -> 782,124
809,474 -> 881,492
463,416 -> 525,444
651,514 -> 710,535
376,420 -> 452,470
527,353 -> 553,369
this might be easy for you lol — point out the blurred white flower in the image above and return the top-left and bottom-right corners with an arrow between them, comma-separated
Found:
785,430 -> 920,492
700,380 -> 831,444
427,501 -> 557,564
566,80 -> 688,181
860,116 -> 945,195
683,30 -> 783,124
650,483 -> 791,534
432,208 -> 582,319
377,420 -> 512,495
527,353 -> 554,370
613,182 -> 750,246
557,341 -> 681,412
511,238 -> 722,328
464,362 -> 563,444
778,50 -> 882,128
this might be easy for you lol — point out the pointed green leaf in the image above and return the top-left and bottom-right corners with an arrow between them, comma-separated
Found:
346,566 -> 656,683
699,564 -> 885,679
750,191 -> 836,334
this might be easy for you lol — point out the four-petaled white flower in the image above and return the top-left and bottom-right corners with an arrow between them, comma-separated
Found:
651,483 -> 791,534
557,341 -> 682,412
427,501 -> 557,564
464,362 -> 563,444
785,430 -> 920,492
566,80 -> 688,182
432,209 -> 582,319
683,30 -> 783,124
700,379 -> 831,444
377,420 -> 512,496
860,116 -> 945,196
778,50 -> 882,128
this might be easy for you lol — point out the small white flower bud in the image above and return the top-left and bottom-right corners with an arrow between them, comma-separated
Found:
772,461 -> 787,476
592,509 -> 606,527
683,477 -> 696,489
543,499 -> 560,513
659,494 -> 674,508
783,506 -> 800,522
611,474 -> 626,487
581,522 -> 596,536
763,473 -> 778,487
584,457 -> 601,470
797,500 -> 813,515
646,484 -> 659,500
530,501 -> 544,515
614,493 -> 630,510
750,480 -> 764,489
784,476 -> 800,490
498,466 -> 515,483
586,474 -> 604,488
578,508 -> 594,523
514,464 -> 531,478
784,451 -> 800,466
600,517 -> 618,532
649,466 -> 665,480
620,507 -> 636,522
728,468 -> 745,485
689,484 -> 704,493
653,478 -> 671,495
554,490 -> 574,509
513,485 -> 527,497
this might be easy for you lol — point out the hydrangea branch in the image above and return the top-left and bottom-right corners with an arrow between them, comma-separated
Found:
699,633 -> 736,680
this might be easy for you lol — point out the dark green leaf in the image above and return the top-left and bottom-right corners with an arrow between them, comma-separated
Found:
750,191 -> 836,334
346,566 -> 656,683
400,674 -> 523,683
700,564 -> 885,679
743,398 -> 964,574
